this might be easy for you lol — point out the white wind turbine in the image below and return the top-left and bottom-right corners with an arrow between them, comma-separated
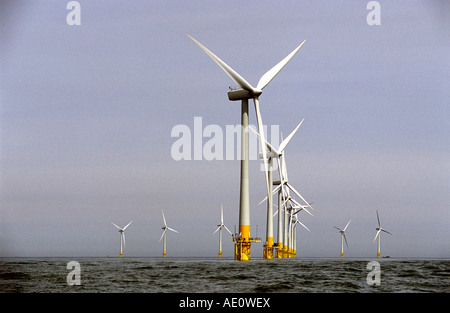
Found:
160,210 -> 179,258
334,220 -> 351,258
111,221 -> 132,257
373,210 -> 392,258
212,204 -> 232,257
188,34 -> 306,261
291,209 -> 311,255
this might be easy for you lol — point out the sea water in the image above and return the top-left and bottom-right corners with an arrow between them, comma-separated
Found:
1,257 -> 448,293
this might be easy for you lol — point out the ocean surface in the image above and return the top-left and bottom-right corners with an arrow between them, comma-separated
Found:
1,257 -> 449,293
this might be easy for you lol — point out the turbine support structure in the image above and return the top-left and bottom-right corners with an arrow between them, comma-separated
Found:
232,98 -> 261,260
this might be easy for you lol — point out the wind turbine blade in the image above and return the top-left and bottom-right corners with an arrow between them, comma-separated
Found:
159,229 -> 167,242
280,197 -> 289,212
162,210 -> 167,227
223,225 -> 232,235
258,184 -> 282,206
187,34 -> 255,92
333,226 -> 343,231
290,198 -> 313,216
220,204 -> 224,224
343,233 -> 348,248
111,223 -> 122,231
168,227 -> 179,234
376,210 -> 381,227
373,229 -> 381,242
123,220 -> 133,231
258,194 -> 268,206
381,229 -> 392,235
281,153 -> 288,182
249,125 -> 280,155
253,97 -> 271,198
278,119 -> 304,153
286,183 -> 313,211
212,226 -> 221,235
296,219 -> 310,232
343,220 -> 351,232
256,40 -> 306,90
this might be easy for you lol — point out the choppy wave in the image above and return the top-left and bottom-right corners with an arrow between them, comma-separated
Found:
0,257 -> 448,293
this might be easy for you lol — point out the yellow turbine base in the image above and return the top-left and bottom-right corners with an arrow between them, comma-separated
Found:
377,251 -> 380,258
341,252 -> 344,258
120,251 -> 123,257
218,250 -> 222,257
232,226 -> 260,261
234,240 -> 251,261
163,251 -> 166,258
263,245 -> 274,259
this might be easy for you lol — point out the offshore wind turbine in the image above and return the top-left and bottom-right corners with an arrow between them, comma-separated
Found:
334,220 -> 351,257
212,204 -> 232,257
111,221 -> 132,257
160,210 -> 179,258
291,210 -> 310,256
373,210 -> 392,258
188,34 -> 306,261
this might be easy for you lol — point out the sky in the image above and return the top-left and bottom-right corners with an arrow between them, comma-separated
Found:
1,0 -> 449,258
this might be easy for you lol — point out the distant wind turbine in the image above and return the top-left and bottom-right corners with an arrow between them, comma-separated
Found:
373,210 -> 392,258
334,220 -> 351,257
111,221 -> 132,257
212,204 -> 232,257
160,210 -> 179,258
291,210 -> 311,255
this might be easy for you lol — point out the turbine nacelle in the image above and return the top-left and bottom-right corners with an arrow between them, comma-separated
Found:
228,89 -> 262,101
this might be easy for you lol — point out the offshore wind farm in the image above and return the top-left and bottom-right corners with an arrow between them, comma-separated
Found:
108,35 -> 394,260
1,1 -> 448,296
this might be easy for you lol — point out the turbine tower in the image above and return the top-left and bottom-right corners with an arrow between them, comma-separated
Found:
212,204 -> 232,257
111,221 -> 132,257
373,210 -> 392,258
160,210 -> 179,257
188,34 -> 306,260
334,220 -> 351,257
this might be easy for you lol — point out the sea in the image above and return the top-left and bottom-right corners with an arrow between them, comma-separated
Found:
1,257 -> 449,294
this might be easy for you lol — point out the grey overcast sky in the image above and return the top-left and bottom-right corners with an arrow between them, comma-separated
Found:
1,1 -> 449,258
